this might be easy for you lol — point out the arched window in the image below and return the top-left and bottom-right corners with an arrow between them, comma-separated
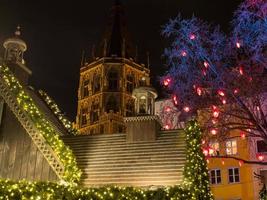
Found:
92,73 -> 101,94
126,100 -> 134,117
108,70 -> 119,91
139,95 -> 146,114
106,95 -> 119,113
126,73 -> 134,93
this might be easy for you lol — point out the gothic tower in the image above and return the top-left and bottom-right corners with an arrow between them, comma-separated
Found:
75,1 -> 151,134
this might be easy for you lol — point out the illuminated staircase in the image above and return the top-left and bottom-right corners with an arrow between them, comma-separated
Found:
62,131 -> 186,187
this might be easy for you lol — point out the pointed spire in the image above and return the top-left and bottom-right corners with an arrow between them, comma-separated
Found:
80,50 -> 85,67
97,0 -> 134,58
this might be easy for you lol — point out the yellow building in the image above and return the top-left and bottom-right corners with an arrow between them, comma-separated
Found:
75,2 -> 151,134
207,131 -> 267,200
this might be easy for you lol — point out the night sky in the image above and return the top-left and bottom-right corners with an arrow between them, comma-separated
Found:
0,0 -> 243,121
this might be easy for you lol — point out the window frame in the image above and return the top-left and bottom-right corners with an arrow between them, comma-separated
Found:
228,167 -> 240,184
209,169 -> 222,185
226,139 -> 237,155
256,140 -> 267,153
209,141 -> 220,156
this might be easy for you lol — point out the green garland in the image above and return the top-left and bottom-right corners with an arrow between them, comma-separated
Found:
260,185 -> 267,200
38,90 -> 79,135
0,64 -> 81,184
0,120 -> 212,199
0,179 -> 191,200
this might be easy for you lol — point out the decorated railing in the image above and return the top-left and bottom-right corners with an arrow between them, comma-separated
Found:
0,64 -> 81,185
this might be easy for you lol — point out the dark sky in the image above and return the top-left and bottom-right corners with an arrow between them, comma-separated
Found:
0,0 -> 243,121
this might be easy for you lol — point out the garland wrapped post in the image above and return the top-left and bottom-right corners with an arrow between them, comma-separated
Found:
38,90 -> 79,135
183,120 -> 213,200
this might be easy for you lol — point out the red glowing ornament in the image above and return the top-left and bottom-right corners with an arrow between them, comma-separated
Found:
236,42 -> 241,48
181,51 -> 187,57
164,124 -> 170,130
222,99 -> 227,105
257,154 -> 264,161
163,78 -> 171,86
217,90 -> 225,97
196,87 -> 202,96
234,89 -> 239,94
183,106 -> 190,112
240,132 -> 246,139
210,128 -> 218,135
165,106 -> 171,112
204,61 -> 209,68
203,149 -> 209,156
173,95 -> 178,105
239,67 -> 244,75
213,110 -> 220,118
189,34 -> 196,40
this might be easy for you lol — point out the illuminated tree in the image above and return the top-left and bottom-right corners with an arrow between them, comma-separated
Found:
161,0 -> 267,161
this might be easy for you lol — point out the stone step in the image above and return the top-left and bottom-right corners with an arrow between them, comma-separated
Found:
82,171 -> 182,179
77,160 -> 185,168
81,165 -> 184,173
66,139 -> 185,149
70,144 -> 186,154
81,175 -> 183,183
74,152 -> 185,161
81,179 -> 182,187
63,133 -> 184,144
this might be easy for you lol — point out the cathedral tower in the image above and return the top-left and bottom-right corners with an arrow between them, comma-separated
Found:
76,1 -> 151,134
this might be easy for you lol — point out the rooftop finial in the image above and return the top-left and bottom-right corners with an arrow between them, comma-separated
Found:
15,25 -> 21,36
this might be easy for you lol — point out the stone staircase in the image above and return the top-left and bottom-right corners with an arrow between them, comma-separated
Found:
62,130 -> 186,187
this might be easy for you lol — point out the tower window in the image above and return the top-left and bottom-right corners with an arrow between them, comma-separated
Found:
126,73 -> 134,93
80,107 -> 88,126
83,80 -> 90,98
93,74 -> 101,94
108,70 -> 119,91
106,96 -> 119,113
90,101 -> 99,124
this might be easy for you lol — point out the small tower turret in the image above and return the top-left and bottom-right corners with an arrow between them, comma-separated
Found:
3,26 -> 31,85
3,26 -> 27,64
